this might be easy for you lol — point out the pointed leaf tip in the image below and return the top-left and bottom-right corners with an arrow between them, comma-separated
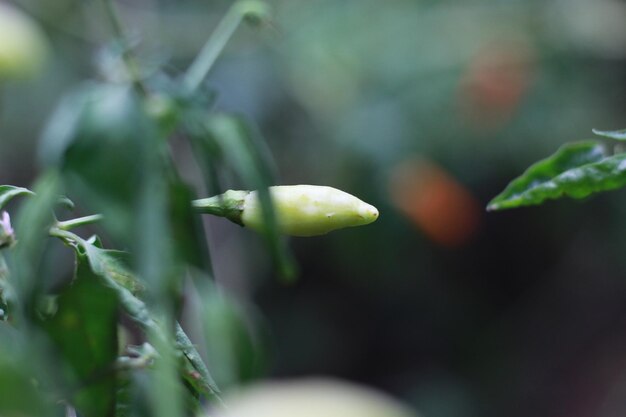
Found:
488,141 -> 626,210
592,128 -> 626,141
0,186 -> 34,211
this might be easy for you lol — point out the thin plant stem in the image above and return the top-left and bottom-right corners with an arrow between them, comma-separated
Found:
48,227 -> 85,245
183,1 -> 258,93
57,214 -> 104,230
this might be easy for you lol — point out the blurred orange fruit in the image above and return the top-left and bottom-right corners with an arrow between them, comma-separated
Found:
389,157 -> 481,247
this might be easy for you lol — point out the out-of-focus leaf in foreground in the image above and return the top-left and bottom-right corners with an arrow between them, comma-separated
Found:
488,141 -> 626,210
0,186 -> 33,210
39,83 -> 152,243
198,285 -> 266,389
43,256 -> 119,417
0,325 -> 50,417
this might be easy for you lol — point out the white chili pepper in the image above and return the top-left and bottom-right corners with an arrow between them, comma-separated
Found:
193,185 -> 379,237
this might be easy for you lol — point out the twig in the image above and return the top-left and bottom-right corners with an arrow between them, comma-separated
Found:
183,1 -> 269,93
57,214 -> 104,230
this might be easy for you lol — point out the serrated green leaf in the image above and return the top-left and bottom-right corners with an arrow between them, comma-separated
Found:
593,128 -> 626,140
74,239 -> 222,404
175,322 -> 223,399
0,186 -> 34,211
43,255 -> 119,417
83,244 -> 144,294
488,141 -> 626,210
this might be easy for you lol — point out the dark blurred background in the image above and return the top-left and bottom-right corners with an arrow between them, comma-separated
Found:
3,1 -> 626,416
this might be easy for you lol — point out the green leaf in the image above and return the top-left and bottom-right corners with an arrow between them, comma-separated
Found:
43,255 -> 119,417
40,83 -> 155,243
83,244 -> 144,294
0,185 -> 79,216
488,141 -> 626,210
175,322 -> 223,401
8,172 -> 60,312
0,325 -> 51,417
592,128 -> 626,140
75,239 -> 222,404
169,181 -> 211,271
74,240 -> 156,332
0,186 -> 34,211
56,196 -> 76,210
202,114 -> 297,281
197,285 -> 266,388
39,86 -> 92,167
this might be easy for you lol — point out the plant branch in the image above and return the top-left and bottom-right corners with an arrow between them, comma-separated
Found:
57,214 -> 104,230
183,0 -> 269,93
48,227 -> 84,245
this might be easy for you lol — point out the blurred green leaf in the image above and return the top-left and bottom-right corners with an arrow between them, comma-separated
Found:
184,108 -> 226,215
593,128 -> 626,140
56,196 -> 76,211
488,141 -> 626,210
128,111 -> 188,415
0,186 -> 34,211
0,185 -> 75,217
40,83 -> 153,243
38,87 -> 91,167
0,254 -> 9,310
169,181 -> 211,272
43,255 -> 119,417
0,325 -> 50,417
202,114 -> 297,281
115,373 -> 133,417
198,286 -> 266,388
0,253 -> 6,279
9,172 -> 60,316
